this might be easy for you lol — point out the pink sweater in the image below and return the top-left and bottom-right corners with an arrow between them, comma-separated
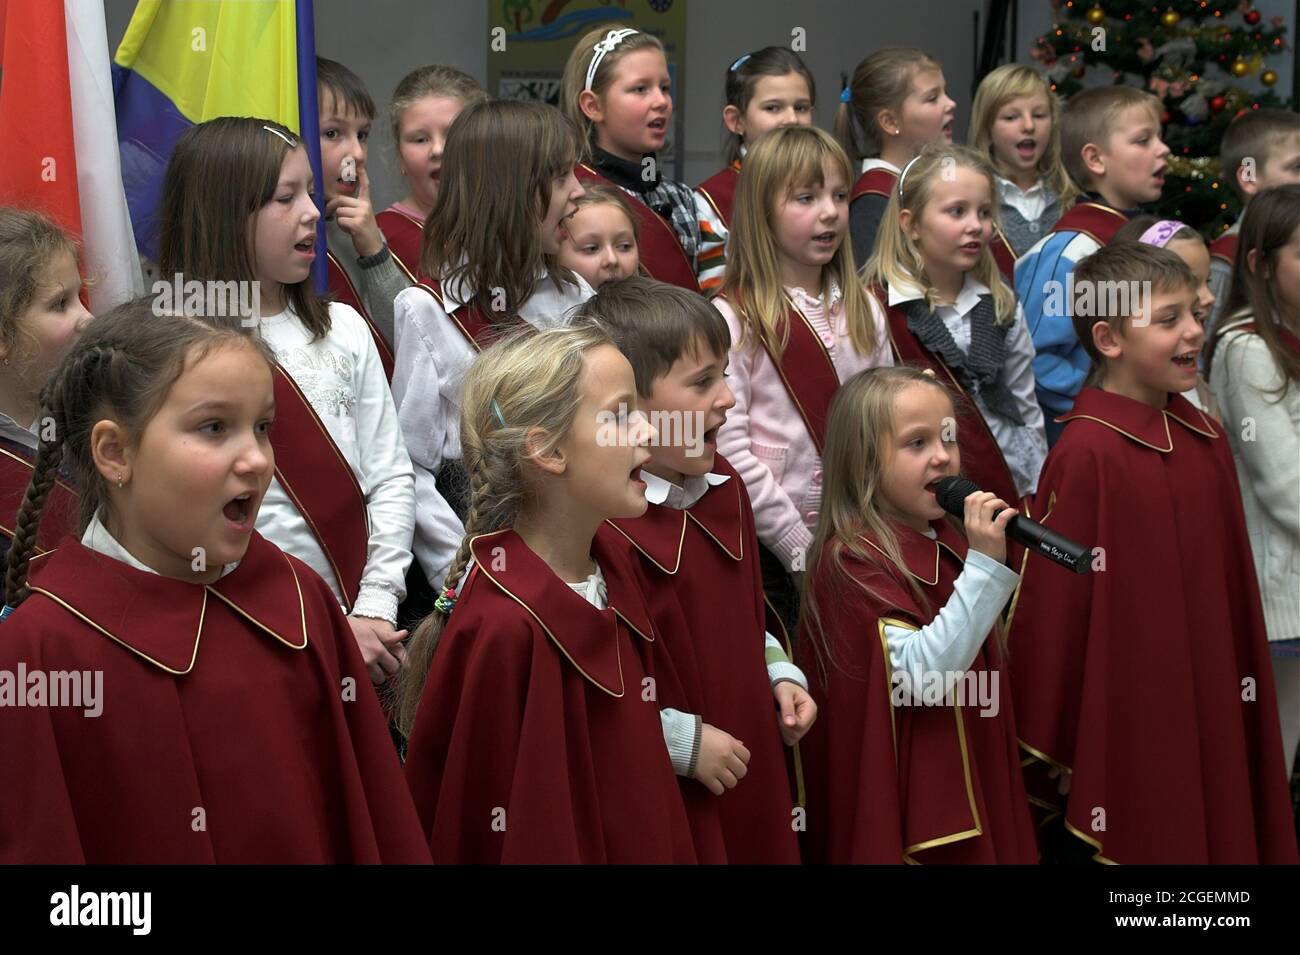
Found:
714,284 -> 892,572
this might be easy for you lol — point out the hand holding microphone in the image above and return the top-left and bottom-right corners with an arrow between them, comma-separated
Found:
960,489 -> 1018,565
934,477 -> 1091,574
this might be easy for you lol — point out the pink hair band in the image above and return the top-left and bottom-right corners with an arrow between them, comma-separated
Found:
1138,219 -> 1188,248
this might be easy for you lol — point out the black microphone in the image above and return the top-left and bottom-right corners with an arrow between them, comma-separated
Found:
933,476 -> 1091,575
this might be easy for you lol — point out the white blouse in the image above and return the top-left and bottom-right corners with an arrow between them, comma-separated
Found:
256,302 -> 415,625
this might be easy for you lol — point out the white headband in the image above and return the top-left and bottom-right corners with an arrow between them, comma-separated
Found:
585,28 -> 640,92
263,124 -> 297,147
897,154 -> 923,197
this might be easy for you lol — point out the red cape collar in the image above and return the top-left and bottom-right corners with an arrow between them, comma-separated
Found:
1057,388 -> 1219,452
861,518 -> 968,585
467,527 -> 656,696
606,457 -> 745,571
25,531 -> 308,674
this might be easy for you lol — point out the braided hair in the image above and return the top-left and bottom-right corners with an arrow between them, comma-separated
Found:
3,297 -> 274,610
395,320 -> 615,737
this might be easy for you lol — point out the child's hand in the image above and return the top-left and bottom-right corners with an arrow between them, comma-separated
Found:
692,724 -> 750,796
773,681 -> 817,746
963,490 -> 1017,564
347,615 -> 408,685
326,165 -> 385,258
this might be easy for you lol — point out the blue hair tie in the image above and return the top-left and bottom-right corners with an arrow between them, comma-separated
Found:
491,399 -> 507,428
729,53 -> 752,72
840,87 -> 852,104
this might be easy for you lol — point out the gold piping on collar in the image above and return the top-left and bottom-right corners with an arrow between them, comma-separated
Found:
470,531 -> 628,697
29,584 -> 206,676
685,480 -> 745,562
1059,401 -> 1219,453
605,515 -> 686,575
206,552 -> 308,650
863,536 -> 940,586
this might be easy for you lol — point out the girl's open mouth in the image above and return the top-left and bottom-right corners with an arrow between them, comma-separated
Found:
222,493 -> 255,531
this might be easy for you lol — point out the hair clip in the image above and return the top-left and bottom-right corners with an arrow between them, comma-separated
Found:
585,28 -> 640,92
897,154 -> 923,197
729,53 -> 752,72
262,124 -> 297,147
1137,219 -> 1187,249
491,399 -> 508,428
434,585 -> 458,615
0,604 -> 14,623
839,87 -> 852,104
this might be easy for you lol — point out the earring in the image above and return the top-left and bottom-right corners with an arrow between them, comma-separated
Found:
116,475 -> 124,489
2,357 -> 8,366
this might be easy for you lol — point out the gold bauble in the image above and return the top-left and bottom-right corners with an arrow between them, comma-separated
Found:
1231,59 -> 1250,77
1086,6 -> 1106,26
1261,69 -> 1278,87
1160,9 -> 1180,28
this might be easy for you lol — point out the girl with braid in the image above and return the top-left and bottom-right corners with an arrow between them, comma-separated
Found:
399,323 -> 700,863
0,299 -> 428,863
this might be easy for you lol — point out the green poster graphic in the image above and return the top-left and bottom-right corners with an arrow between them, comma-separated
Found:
487,0 -> 688,177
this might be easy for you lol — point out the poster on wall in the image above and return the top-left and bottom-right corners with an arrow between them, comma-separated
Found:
486,0 -> 687,178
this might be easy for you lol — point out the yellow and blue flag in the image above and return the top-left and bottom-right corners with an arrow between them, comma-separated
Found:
113,0 -> 326,290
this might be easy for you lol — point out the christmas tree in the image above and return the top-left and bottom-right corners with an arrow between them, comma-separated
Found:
1032,0 -> 1295,238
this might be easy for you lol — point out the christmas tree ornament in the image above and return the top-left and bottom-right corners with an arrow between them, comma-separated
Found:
1261,69 -> 1277,86
1086,5 -> 1105,25
1231,58 -> 1249,76
1161,9 -> 1180,28
1245,10 -> 1261,26
1209,95 -> 1226,111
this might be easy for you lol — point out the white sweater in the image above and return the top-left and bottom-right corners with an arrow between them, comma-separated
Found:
256,302 -> 415,625
1210,314 -> 1300,643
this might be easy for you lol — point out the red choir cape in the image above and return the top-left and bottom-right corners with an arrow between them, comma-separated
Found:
1049,201 -> 1128,246
716,291 -> 840,455
575,163 -> 701,292
325,249 -> 396,381
0,440 -> 78,556
403,526 -> 698,863
695,162 -> 740,230
1007,388 -> 1298,863
0,531 -> 429,863
851,167 -> 897,204
879,290 -> 1021,509
991,229 -> 1017,285
1208,231 -> 1238,266
269,364 -> 370,612
376,205 -> 426,284
795,518 -> 1038,863
607,454 -> 801,863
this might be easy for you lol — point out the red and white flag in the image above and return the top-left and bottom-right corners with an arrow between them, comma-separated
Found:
0,0 -> 143,314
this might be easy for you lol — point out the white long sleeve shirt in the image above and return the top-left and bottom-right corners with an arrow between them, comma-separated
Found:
391,271 -> 592,588
256,302 -> 415,625
882,541 -> 1019,702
